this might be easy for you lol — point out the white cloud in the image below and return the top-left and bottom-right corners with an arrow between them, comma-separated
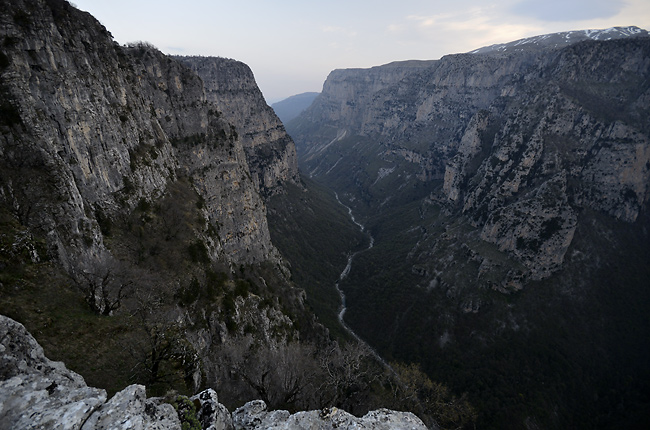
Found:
511,0 -> 625,22
322,26 -> 358,37
389,6 -> 539,53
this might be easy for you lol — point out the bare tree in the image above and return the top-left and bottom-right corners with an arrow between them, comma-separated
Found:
388,362 -> 477,430
316,341 -> 379,411
128,288 -> 200,390
158,195 -> 187,242
220,337 -> 320,410
70,254 -> 133,315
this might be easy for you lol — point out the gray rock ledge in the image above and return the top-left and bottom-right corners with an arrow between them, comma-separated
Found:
0,314 -> 426,429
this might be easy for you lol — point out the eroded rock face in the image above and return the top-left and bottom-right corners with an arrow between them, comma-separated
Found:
444,39 -> 650,279
0,314 -> 180,430
479,173 -> 578,281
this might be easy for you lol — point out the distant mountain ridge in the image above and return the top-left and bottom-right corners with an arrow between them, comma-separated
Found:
470,25 -> 648,54
272,92 -> 319,124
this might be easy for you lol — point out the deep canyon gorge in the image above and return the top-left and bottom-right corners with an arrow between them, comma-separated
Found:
1,1 -> 650,429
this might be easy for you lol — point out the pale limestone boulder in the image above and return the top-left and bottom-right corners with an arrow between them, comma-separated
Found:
232,400 -> 427,430
80,385 -> 180,430
0,314 -> 106,429
191,388 -> 234,430
0,315 -> 180,430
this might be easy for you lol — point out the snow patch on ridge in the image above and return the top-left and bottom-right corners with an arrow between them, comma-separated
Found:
470,26 -> 648,55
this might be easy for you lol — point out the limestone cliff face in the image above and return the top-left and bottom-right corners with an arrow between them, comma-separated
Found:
293,54 -> 538,179
302,61 -> 435,133
447,39 -> 650,278
177,56 -> 300,196
0,0 -> 279,267
290,33 -> 650,282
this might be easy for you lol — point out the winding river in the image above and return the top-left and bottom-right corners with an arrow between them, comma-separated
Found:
334,193 -> 392,369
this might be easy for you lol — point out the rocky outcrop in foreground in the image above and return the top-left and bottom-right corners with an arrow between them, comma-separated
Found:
0,314 -> 179,429
0,315 -> 426,430
232,400 -> 426,430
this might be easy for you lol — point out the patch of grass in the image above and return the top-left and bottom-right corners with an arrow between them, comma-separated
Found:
172,395 -> 201,430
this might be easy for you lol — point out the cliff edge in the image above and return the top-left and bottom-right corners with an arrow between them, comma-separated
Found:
0,314 -> 427,430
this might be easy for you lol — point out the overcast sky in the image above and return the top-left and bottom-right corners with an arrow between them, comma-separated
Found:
71,0 -> 650,103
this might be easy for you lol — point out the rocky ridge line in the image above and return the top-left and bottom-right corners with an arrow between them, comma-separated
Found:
470,26 -> 648,54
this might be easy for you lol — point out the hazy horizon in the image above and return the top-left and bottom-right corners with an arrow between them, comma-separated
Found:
71,0 -> 650,103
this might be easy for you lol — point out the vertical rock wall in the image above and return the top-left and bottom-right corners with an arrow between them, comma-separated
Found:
0,0 -> 282,267
178,57 -> 300,196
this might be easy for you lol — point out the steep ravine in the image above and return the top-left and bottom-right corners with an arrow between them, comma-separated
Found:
333,195 -> 401,375
1,2 -> 473,428
333,194 -> 373,336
